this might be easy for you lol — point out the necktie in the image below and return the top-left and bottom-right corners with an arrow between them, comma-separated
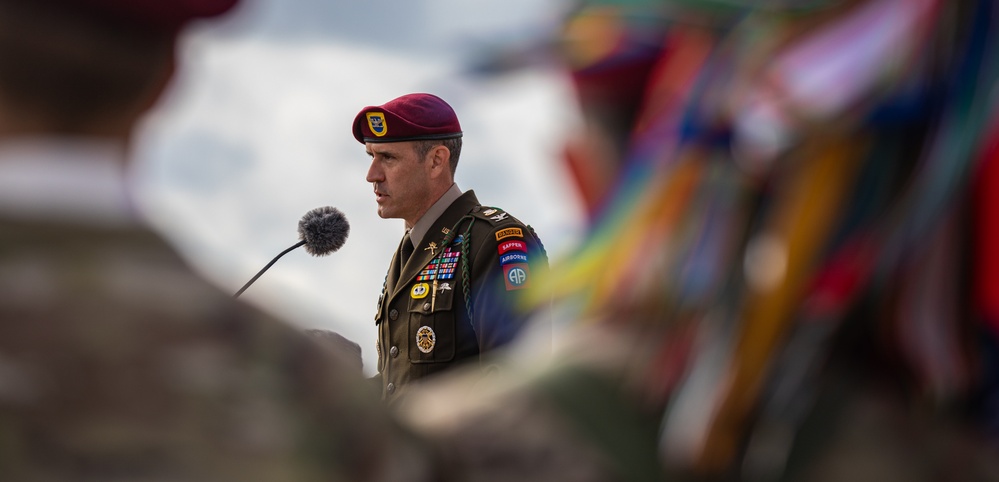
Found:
399,230 -> 415,271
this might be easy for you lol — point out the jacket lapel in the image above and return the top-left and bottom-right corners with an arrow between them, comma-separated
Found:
383,234 -> 407,306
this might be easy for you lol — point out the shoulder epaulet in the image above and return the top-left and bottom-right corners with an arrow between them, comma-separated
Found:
469,206 -> 511,225
474,206 -> 533,249
470,206 -> 519,226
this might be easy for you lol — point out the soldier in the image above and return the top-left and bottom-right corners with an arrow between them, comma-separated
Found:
0,1 -> 435,480
354,93 -> 549,403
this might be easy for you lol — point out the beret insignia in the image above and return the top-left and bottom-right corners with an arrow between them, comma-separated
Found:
366,112 -> 388,137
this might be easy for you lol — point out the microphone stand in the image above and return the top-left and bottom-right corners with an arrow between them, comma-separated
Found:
233,240 -> 306,298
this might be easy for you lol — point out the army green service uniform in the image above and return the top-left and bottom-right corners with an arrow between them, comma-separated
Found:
374,190 -> 548,403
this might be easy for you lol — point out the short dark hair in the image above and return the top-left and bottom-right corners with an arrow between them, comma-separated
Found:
415,137 -> 462,175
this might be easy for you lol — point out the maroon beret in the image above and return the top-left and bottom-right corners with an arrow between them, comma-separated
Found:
352,93 -> 463,144
45,0 -> 241,32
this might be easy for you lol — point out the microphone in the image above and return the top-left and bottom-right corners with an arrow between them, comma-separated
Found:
233,206 -> 350,298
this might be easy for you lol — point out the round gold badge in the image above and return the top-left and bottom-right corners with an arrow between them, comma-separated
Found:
415,325 -> 436,354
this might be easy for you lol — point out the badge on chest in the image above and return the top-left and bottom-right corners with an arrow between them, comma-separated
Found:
417,245 -> 459,281
415,325 -> 436,353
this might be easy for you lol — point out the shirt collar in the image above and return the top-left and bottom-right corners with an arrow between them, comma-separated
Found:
0,136 -> 140,225
409,183 -> 462,248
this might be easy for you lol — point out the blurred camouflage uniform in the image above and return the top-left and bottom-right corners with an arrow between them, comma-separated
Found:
0,195 -> 431,480
306,328 -> 365,373
0,1 -> 435,480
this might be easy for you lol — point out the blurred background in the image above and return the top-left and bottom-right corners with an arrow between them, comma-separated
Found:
109,0 -> 999,477
131,0 -> 584,376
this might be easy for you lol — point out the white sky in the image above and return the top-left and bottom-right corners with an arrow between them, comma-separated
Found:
131,0 -> 585,374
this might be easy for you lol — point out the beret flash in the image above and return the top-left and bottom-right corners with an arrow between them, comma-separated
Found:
352,93 -> 463,144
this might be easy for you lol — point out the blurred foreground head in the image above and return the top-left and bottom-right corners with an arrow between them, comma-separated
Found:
0,0 -> 238,139
545,0 -> 999,478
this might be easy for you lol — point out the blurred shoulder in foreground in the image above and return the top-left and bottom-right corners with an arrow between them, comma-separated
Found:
306,328 -> 364,373
0,1 -> 433,479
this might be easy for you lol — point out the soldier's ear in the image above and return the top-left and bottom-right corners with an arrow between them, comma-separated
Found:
428,145 -> 451,177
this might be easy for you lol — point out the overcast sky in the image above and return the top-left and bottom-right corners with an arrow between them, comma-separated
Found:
131,0 -> 585,374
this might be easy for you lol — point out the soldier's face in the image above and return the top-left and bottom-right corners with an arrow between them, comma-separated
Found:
365,141 -> 435,226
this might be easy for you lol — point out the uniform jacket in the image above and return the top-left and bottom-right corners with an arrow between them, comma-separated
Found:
374,190 -> 548,402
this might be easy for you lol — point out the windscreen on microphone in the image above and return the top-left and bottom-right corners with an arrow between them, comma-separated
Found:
233,206 -> 349,298
298,206 -> 350,256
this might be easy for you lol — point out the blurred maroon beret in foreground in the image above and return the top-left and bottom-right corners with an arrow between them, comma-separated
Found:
44,0 -> 241,31
352,93 -> 463,144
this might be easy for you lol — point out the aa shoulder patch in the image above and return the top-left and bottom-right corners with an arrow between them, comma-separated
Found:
503,263 -> 530,290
